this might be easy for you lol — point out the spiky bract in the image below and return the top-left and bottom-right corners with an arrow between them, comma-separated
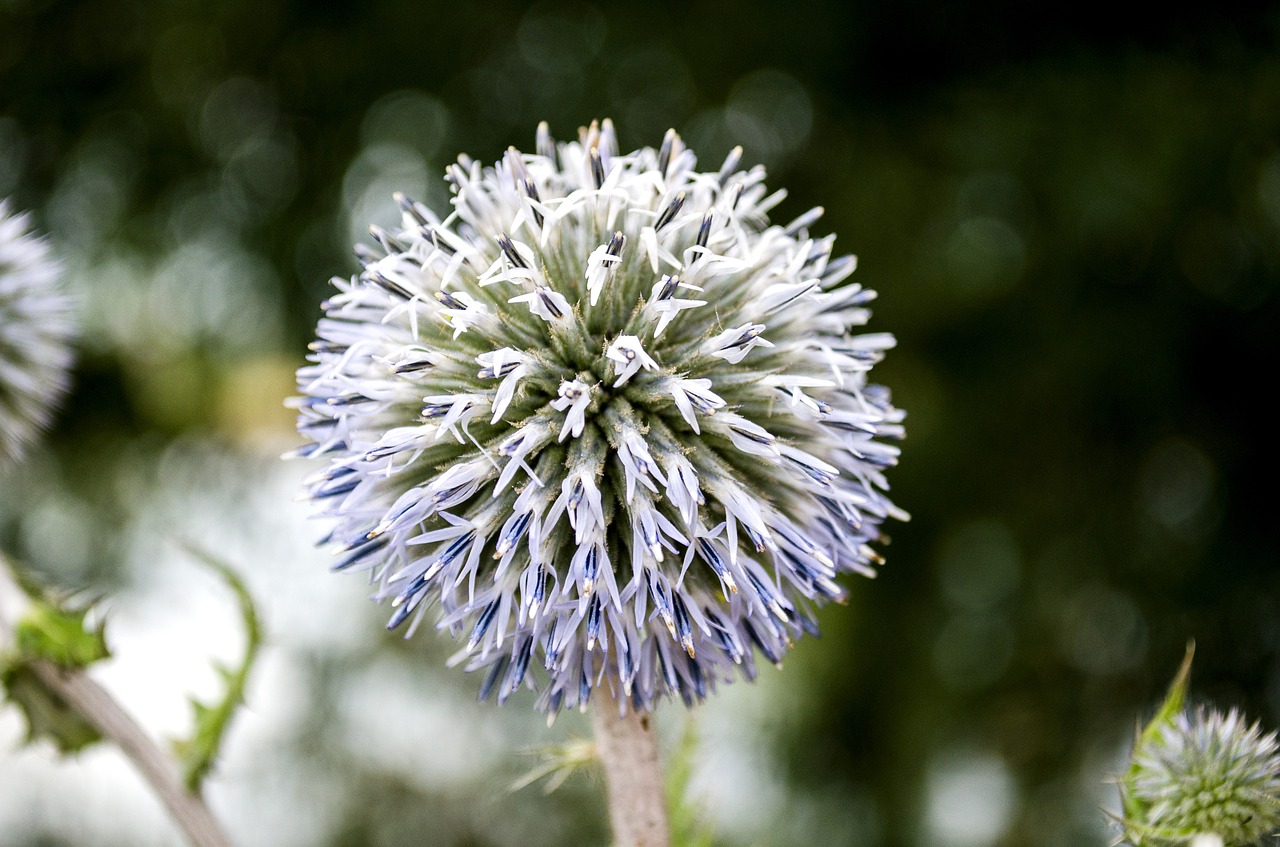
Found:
0,201 -> 74,464
294,121 -> 906,712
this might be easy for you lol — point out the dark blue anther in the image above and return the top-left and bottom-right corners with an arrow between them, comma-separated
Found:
543,619 -> 559,671
315,476 -> 359,499
745,570 -> 789,622
654,191 -> 686,232
588,148 -> 605,189
496,233 -> 528,268
332,534 -> 389,572
618,643 -> 633,684
369,225 -> 408,255
478,357 -> 520,379
656,274 -> 679,300
656,647 -> 680,691
479,656 -> 508,702
586,596 -> 603,648
686,655 -> 707,700
504,637 -> 534,699
657,129 -> 677,177
605,231 -> 625,257
385,597 -> 418,631
696,539 -> 732,584
743,619 -> 782,665
499,512 -> 532,554
396,192 -> 430,226
468,599 -> 500,650
672,592 -> 693,650
434,289 -> 466,310
327,393 -> 373,407
368,270 -> 413,300
696,214 -> 712,249
531,567 -> 546,610
393,358 -> 432,374
436,530 -> 476,569
535,287 -> 564,318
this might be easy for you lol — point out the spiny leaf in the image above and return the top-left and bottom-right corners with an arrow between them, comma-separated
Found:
13,599 -> 109,669
0,662 -> 101,753
171,543 -> 262,792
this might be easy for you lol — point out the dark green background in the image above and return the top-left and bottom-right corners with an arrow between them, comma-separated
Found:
2,1 -> 1279,845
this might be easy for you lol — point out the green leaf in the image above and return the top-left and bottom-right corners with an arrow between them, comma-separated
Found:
0,662 -> 102,753
13,600 -> 109,669
1120,641 -> 1196,839
171,543 -> 263,792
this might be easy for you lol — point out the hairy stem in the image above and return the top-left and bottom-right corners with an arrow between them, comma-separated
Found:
590,688 -> 671,847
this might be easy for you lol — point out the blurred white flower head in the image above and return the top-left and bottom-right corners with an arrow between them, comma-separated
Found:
293,121 -> 906,712
0,201 -> 75,465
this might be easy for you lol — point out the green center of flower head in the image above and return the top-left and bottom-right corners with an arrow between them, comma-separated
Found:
295,120 -> 906,713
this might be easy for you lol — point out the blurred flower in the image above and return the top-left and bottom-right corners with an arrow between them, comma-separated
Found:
293,120 -> 906,712
1121,706 -> 1280,846
0,201 -> 75,464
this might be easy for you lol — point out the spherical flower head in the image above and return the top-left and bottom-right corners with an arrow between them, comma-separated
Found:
1122,707 -> 1280,846
0,201 -> 75,465
294,121 -> 907,712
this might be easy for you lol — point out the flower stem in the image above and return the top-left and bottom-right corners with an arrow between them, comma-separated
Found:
25,659 -> 235,847
590,687 -> 671,847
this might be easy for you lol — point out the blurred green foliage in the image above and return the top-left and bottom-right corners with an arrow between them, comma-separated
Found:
2,0 -> 1279,845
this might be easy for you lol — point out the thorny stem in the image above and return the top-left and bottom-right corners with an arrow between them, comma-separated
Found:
590,686 -> 671,847
0,557 -> 233,847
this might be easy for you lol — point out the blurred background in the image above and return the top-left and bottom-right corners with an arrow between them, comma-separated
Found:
2,0 -> 1279,845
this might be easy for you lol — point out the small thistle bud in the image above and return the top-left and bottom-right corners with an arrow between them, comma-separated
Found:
292,122 -> 907,712
0,201 -> 75,464
1119,649 -> 1280,846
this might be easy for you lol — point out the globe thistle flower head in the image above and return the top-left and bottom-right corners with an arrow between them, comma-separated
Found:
0,201 -> 75,465
1122,706 -> 1280,847
294,121 -> 906,713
